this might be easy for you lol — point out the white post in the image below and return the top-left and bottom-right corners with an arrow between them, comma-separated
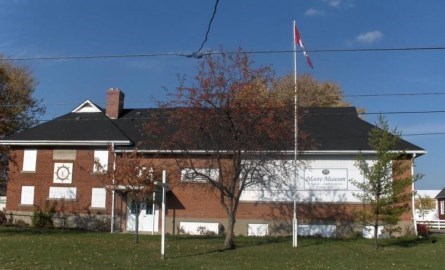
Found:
292,20 -> 298,248
411,154 -> 417,235
111,144 -> 116,233
152,192 -> 156,235
161,170 -> 167,260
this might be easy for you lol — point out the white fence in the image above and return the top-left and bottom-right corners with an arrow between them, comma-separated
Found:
417,220 -> 445,230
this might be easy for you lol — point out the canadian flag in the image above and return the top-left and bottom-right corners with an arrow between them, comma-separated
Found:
294,25 -> 314,69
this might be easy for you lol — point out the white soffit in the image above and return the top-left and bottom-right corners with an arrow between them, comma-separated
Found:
72,100 -> 101,113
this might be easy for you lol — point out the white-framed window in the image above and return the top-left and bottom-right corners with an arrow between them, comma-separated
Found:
94,150 -> 109,172
20,186 -> 35,205
441,200 -> 445,215
180,168 -> 219,182
49,187 -> 77,199
91,188 -> 106,208
248,224 -> 269,236
22,150 -> 37,172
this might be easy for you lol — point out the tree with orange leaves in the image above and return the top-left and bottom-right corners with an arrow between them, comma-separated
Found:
151,49 -> 298,249
94,149 -> 158,243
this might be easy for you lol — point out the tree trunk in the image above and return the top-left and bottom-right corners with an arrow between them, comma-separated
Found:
223,211 -> 236,250
135,203 -> 140,244
374,220 -> 379,250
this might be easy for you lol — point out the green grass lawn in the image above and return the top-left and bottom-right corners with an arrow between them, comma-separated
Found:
0,227 -> 443,270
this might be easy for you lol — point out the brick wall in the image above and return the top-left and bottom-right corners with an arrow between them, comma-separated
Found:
5,150 -> 415,235
6,148 -> 119,216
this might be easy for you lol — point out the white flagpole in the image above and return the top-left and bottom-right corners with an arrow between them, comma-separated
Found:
292,20 -> 298,248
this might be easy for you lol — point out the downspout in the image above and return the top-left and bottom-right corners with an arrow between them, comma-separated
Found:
411,153 -> 417,236
111,142 -> 116,233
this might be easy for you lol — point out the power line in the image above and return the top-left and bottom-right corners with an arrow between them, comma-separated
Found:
345,92 -> 445,98
192,0 -> 221,58
1,91 -> 445,108
4,46 -> 445,61
2,108 -> 445,123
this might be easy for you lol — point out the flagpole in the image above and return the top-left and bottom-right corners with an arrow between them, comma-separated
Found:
292,20 -> 298,248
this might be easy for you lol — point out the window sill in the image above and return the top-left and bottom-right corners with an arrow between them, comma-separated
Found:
18,204 -> 34,207
89,207 -> 106,210
46,198 -> 77,202
21,171 -> 36,174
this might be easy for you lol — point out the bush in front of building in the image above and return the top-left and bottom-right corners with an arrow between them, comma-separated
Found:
416,224 -> 430,238
0,210 -> 6,225
31,205 -> 55,228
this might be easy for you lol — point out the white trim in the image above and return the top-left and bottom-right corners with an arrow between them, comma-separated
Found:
0,140 -> 131,146
72,100 -> 101,113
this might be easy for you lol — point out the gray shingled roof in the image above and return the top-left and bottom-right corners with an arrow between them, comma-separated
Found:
435,188 -> 445,199
1,106 -> 425,154
4,112 -> 130,143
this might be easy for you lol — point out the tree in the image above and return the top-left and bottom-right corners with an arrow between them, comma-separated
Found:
415,195 -> 436,220
272,73 -> 350,107
94,149 -> 158,243
352,116 -> 421,249
150,49 -> 296,249
0,56 -> 46,194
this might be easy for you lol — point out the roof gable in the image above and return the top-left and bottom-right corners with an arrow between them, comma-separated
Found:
72,100 -> 102,113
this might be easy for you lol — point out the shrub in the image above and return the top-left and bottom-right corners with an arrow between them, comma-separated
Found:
0,210 -> 6,225
417,224 -> 430,238
32,205 -> 55,228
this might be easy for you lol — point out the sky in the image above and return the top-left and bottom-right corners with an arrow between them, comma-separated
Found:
0,0 -> 444,190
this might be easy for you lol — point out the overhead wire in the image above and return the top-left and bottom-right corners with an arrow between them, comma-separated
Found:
190,0 -> 221,58
1,91 -> 445,108
4,46 -> 445,61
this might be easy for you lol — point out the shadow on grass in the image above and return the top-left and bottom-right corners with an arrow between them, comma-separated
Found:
167,235 -> 291,259
379,236 -> 439,248
0,225 -> 96,235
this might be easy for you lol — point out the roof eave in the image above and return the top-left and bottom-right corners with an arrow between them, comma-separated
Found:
114,149 -> 426,157
0,140 -> 132,146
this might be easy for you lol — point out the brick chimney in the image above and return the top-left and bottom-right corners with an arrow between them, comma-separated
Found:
106,88 -> 125,119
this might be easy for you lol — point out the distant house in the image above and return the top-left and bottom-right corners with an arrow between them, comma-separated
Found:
435,188 -> 445,220
0,88 -> 425,236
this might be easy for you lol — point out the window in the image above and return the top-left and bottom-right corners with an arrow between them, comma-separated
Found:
180,168 -> 219,182
91,188 -> 106,208
94,150 -> 109,172
49,187 -> 76,199
20,186 -> 35,205
22,150 -> 37,172
441,200 -> 445,215
248,224 -> 269,236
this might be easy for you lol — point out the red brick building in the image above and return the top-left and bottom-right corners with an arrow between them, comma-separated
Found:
0,89 -> 425,236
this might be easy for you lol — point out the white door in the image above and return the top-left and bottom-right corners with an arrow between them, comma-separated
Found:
126,198 -> 159,233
